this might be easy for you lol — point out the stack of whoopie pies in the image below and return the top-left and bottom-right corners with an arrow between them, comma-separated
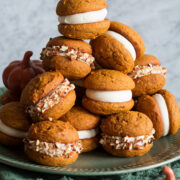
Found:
0,0 -> 180,167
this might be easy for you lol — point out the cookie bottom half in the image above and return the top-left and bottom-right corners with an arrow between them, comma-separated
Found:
58,19 -> 110,40
24,145 -> 79,166
80,136 -> 99,153
133,74 -> 166,97
102,143 -> 153,157
82,96 -> 134,115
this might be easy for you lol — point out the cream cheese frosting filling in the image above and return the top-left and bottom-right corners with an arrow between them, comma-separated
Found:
78,128 -> 99,140
41,45 -> 95,68
106,31 -> 136,60
58,8 -> 107,25
129,64 -> 167,79
24,139 -> 82,158
86,89 -> 132,103
0,120 -> 27,138
26,79 -> 75,118
100,129 -> 155,150
152,94 -> 170,136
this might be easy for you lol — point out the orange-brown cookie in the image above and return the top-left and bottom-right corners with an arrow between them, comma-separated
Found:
56,0 -> 110,40
24,121 -> 82,166
91,21 -> 145,74
100,111 -> 155,157
135,89 -> 180,139
41,37 -> 95,80
60,106 -> 100,153
82,97 -> 134,115
0,89 -> 20,105
0,102 -> 31,146
20,71 -> 76,122
82,69 -> 135,115
81,137 -> 99,153
129,54 -> 167,97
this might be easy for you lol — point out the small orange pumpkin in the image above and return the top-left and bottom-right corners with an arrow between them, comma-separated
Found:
3,51 -> 45,95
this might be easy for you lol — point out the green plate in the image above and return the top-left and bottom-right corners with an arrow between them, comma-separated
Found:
0,131 -> 180,176
0,88 -> 180,176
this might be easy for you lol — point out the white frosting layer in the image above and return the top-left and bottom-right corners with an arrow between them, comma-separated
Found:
152,94 -> 170,136
58,8 -> 107,25
0,120 -> 28,138
78,128 -> 99,140
86,89 -> 132,103
106,31 -> 136,60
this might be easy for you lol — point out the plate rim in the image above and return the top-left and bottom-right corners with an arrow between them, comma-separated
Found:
0,153 -> 179,176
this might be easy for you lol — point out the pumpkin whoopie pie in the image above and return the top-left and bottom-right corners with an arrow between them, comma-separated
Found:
82,69 -> 135,115
20,71 -> 76,122
41,37 -> 95,80
0,89 -> 20,105
129,54 -> 167,97
0,102 -> 31,146
135,89 -> 180,139
56,0 -> 110,40
100,111 -> 155,157
24,121 -> 82,166
91,21 -> 145,74
61,106 -> 100,153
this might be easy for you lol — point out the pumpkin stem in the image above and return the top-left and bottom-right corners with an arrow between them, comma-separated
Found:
22,51 -> 33,68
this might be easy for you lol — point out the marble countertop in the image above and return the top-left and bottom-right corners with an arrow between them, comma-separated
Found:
0,0 -> 180,100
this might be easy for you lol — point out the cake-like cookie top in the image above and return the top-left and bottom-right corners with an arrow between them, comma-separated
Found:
56,0 -> 107,16
61,106 -> 100,130
135,54 -> 161,66
84,69 -> 135,90
0,102 -> 31,131
45,37 -> 92,54
101,111 -> 153,137
110,21 -> 145,58
20,71 -> 64,105
28,121 -> 79,143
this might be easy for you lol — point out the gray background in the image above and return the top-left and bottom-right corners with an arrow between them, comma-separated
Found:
0,0 -> 180,100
